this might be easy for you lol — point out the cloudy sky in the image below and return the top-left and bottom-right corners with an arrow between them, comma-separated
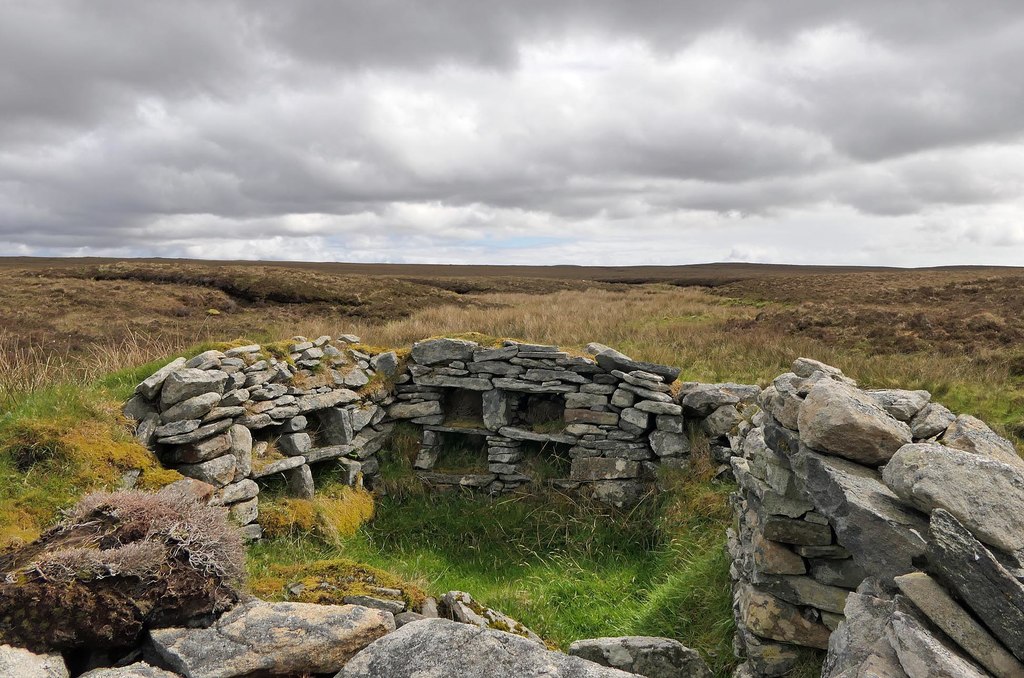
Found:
2,1 -> 1024,266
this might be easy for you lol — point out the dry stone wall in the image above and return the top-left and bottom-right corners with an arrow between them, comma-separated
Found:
124,335 -> 757,535
728,358 -> 1024,678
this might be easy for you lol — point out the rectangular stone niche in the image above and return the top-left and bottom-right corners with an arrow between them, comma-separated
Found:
510,393 -> 566,433
442,389 -> 485,428
415,428 -> 489,473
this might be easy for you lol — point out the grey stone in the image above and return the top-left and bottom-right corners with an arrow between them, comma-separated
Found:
135,412 -> 160,447
212,479 -> 259,505
80,663 -> 179,678
821,588 -> 904,678
756,574 -> 851,614
411,337 -> 478,365
566,392 -> 609,408
482,389 -> 513,430
634,400 -> 683,416
589,479 -> 647,507
149,600 -> 394,678
280,415 -> 307,432
909,402 -> 955,439
610,388 -> 636,408
414,373 -> 493,390
620,407 -> 650,430
790,447 -> 927,584
649,430 -> 690,457
734,583 -> 831,649
619,382 -> 673,402
394,611 -> 425,627
941,414 -> 1024,471
161,391 -> 221,423
928,508 -> 1024,663
594,352 -> 681,383
565,409 -> 618,426
177,454 -> 236,488
296,389 -> 360,413
894,572 -> 1024,678
388,400 -> 442,419
135,357 -> 187,400
758,374 -> 804,430
123,394 -> 156,422
343,369 -> 370,388
164,430 -> 233,465
159,368 -> 228,407
228,497 -> 259,525
224,344 -> 261,357
492,378 -> 577,394
440,591 -> 543,644
568,636 -> 712,678
337,617 -> 634,678
655,415 -> 685,433
0,644 -> 68,678
185,350 -> 224,369
278,432 -> 312,456
798,380 -> 911,465
343,595 -> 405,614
220,388 -> 249,407
883,442 -> 1024,553
886,611 -> 988,678
338,334 -> 360,344
792,357 -> 854,383
154,418 -> 201,438
571,457 -> 642,481
525,368 -> 586,384
202,406 -> 245,422
762,516 -> 832,546
320,407 -> 355,445
810,559 -> 866,589
679,383 -> 741,417
474,346 -> 519,361
867,390 -> 931,423
702,404 -> 742,438
157,418 -> 233,445
467,360 -> 523,375
252,455 -> 307,478
350,405 -> 378,431
285,463 -> 315,499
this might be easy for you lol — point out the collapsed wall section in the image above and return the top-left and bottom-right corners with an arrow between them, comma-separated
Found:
728,358 -> 1024,677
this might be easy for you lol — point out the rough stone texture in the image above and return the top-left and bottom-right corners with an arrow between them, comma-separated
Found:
798,380 -> 911,465
788,447 -> 927,584
571,458 -> 642,481
440,590 -> 542,644
866,390 -> 930,423
388,400 -> 443,419
821,588 -> 903,678
886,611 -> 988,678
758,374 -> 805,431
175,454 -> 237,488
159,369 -> 228,407
411,337 -> 478,365
568,636 -> 712,678
337,618 -> 636,678
909,403 -> 955,440
648,430 -> 690,457
756,575 -> 850,614
148,600 -> 394,678
941,414 -> 1024,471
735,583 -> 831,649
0,644 -> 68,678
369,351 -> 399,376
927,508 -> 1024,663
136,357 -> 187,400
883,442 -> 1024,553
80,664 -> 179,678
160,391 -> 221,423
894,571 -> 1024,678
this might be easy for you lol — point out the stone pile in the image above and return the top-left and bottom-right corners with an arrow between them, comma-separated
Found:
728,357 -> 1024,677
388,337 -> 758,507
124,335 -> 397,538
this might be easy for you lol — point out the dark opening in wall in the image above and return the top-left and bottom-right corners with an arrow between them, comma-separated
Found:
442,389 -> 484,428
518,439 -> 572,479
434,430 -> 489,473
511,393 -> 566,433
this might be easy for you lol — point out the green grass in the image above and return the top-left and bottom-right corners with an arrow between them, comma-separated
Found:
248,464 -> 741,676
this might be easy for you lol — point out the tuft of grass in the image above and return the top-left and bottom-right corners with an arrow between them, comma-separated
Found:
258,484 -> 375,543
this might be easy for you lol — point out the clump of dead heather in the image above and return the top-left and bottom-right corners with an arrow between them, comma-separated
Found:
0,485 -> 246,652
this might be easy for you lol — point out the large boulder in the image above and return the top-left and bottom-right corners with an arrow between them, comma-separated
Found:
410,338 -> 478,365
568,636 -> 712,678
866,390 -> 930,423
0,489 -> 244,652
927,509 -> 1024,663
159,369 -> 228,407
0,644 -> 68,678
788,447 -> 927,584
886,611 -> 988,678
80,664 -> 179,678
883,443 -> 1024,554
940,414 -> 1024,471
149,600 -> 394,678
821,586 -> 904,678
337,618 -> 636,678
798,380 -> 911,465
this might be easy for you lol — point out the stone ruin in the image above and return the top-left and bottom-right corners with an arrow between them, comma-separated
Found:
123,335 -> 756,538
122,336 -> 1024,677
728,357 -> 1024,677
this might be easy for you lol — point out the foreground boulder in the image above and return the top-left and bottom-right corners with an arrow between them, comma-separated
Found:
81,664 -> 179,677
338,618 -> 636,677
797,380 -> 911,465
0,488 -> 244,652
0,644 -> 68,678
148,600 -> 394,678
568,636 -> 712,678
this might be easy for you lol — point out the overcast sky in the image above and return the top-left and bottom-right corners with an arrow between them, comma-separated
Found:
2,1 -> 1024,266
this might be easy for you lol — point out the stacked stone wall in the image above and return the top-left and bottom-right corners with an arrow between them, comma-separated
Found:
728,358 -> 1024,677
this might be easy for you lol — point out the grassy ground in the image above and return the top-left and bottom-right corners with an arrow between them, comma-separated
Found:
3,260 -> 1024,677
